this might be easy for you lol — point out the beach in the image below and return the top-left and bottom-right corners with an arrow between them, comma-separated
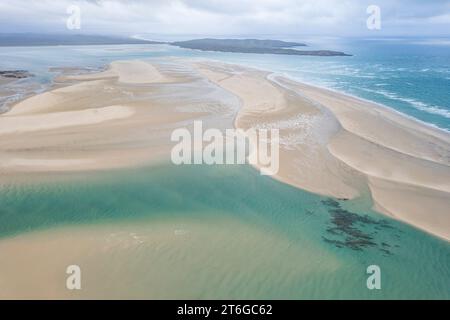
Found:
0,59 -> 449,298
1,59 -> 449,238
0,60 -> 219,174
195,61 -> 450,241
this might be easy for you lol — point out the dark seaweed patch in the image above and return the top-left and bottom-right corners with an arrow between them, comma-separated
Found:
321,198 -> 397,254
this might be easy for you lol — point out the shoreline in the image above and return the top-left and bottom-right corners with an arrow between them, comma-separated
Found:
202,57 -> 450,134
269,71 -> 450,135
192,60 -> 450,241
4,53 -> 450,134
0,59 -> 449,241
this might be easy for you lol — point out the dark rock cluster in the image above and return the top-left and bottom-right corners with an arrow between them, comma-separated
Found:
321,198 -> 397,254
0,70 -> 33,79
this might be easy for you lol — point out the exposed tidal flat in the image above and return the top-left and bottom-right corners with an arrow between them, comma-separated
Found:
0,164 -> 449,299
0,41 -> 449,298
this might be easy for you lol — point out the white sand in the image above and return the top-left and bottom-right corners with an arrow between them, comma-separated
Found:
0,217 -> 338,299
1,59 -> 449,241
0,105 -> 134,135
193,61 -> 450,241
0,60 -> 227,174
63,60 -> 171,84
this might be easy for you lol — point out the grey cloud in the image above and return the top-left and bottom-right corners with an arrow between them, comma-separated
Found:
0,0 -> 448,36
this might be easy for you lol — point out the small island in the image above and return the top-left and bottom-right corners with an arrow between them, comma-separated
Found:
171,38 -> 351,56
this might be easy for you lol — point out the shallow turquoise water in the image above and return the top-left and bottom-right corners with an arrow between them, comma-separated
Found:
1,164 -> 449,299
0,37 -> 449,298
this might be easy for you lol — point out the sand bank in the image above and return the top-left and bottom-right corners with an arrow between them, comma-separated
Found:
60,60 -> 172,84
0,217 -> 338,299
0,60 -> 235,173
0,105 -> 134,135
193,61 -> 450,241
1,59 -> 448,240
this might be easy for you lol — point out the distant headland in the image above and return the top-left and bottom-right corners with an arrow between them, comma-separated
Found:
0,34 -> 351,56
171,38 -> 351,56
0,33 -> 164,46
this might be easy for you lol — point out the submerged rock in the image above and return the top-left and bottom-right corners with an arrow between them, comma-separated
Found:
321,198 -> 397,254
0,70 -> 33,79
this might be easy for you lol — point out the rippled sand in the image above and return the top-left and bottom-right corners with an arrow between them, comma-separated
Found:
0,59 -> 449,299
193,61 -> 450,241
0,216 -> 340,299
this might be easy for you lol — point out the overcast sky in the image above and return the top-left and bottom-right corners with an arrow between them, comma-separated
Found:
1,0 -> 449,37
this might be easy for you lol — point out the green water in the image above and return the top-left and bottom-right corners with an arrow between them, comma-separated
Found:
0,164 -> 449,299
